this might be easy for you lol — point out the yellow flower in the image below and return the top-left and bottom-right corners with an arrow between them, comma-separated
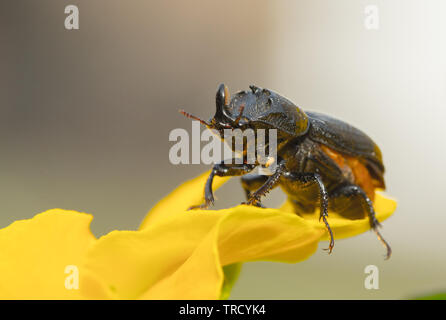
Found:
0,171 -> 396,299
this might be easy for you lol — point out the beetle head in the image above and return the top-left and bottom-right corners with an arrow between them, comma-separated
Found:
218,84 -> 310,138
180,83 -> 309,138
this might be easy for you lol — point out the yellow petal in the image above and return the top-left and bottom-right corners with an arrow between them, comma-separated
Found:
82,206 -> 324,300
82,212 -> 223,299
140,216 -> 224,300
280,191 -> 397,240
220,263 -> 243,300
0,209 -> 96,299
139,170 -> 229,229
216,206 -> 324,264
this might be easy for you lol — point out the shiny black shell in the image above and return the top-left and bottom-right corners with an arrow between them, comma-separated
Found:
306,111 -> 385,188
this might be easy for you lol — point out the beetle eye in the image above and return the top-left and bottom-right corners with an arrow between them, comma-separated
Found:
238,123 -> 249,130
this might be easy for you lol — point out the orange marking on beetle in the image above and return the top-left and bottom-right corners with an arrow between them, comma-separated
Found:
320,145 -> 377,201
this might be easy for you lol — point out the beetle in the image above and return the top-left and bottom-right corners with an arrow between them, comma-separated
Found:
180,83 -> 391,259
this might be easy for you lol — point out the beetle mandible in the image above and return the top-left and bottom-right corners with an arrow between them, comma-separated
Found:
180,84 -> 391,259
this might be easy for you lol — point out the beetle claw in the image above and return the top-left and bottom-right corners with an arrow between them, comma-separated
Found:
323,244 -> 334,254
187,196 -> 214,211
241,199 -> 264,207
187,203 -> 207,210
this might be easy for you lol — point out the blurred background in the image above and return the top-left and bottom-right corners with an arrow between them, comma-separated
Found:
1,0 -> 445,299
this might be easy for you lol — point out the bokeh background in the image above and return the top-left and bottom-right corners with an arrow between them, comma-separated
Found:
1,0 -> 445,299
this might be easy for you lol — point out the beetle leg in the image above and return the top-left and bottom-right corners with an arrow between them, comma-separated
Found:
241,174 -> 269,207
331,184 -> 392,259
282,172 -> 334,254
243,162 -> 285,206
189,161 -> 256,210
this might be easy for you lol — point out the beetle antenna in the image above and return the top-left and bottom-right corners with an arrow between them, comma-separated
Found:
179,109 -> 212,127
234,104 -> 245,126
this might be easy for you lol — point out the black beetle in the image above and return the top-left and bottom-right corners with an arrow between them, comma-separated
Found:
180,84 -> 391,259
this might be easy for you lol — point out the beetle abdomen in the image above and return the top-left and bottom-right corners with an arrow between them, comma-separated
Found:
306,111 -> 385,189
320,144 -> 378,201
